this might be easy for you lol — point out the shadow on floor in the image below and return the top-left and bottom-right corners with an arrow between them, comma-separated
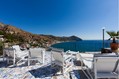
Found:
73,60 -> 82,66
29,65 -> 61,78
70,70 -> 87,79
0,61 -> 7,68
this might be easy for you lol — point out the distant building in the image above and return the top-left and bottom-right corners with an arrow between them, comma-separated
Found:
0,35 -> 4,41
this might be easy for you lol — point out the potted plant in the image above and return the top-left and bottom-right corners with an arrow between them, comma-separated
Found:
106,31 -> 119,52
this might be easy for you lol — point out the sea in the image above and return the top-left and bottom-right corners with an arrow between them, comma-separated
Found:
51,40 -> 111,52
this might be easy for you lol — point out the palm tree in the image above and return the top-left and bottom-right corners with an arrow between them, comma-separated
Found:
106,31 -> 119,43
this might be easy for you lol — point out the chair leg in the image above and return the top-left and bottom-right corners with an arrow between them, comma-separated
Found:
13,59 -> 16,66
7,58 -> 9,65
28,59 -> 30,66
81,61 -> 91,79
3,52 -> 5,62
82,68 -> 91,79
61,67 -> 64,75
86,69 -> 93,79
3,57 -> 5,62
42,53 -> 45,64
51,63 -> 55,76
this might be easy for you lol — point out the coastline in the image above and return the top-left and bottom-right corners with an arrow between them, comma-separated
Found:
51,40 -> 110,52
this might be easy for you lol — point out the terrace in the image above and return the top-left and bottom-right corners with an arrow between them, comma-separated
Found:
0,47 -> 119,79
0,50 -> 83,79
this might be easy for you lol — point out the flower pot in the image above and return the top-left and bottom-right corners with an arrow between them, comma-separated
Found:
110,43 -> 119,51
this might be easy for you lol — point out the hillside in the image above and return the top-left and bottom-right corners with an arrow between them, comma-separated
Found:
0,22 -> 82,47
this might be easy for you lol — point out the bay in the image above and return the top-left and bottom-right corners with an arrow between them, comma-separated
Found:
51,40 -> 111,52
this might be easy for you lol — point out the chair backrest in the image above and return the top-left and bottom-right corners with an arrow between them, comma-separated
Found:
3,48 -> 16,58
12,45 -> 21,51
51,48 -> 64,63
12,45 -> 30,58
29,48 -> 45,58
94,56 -> 119,72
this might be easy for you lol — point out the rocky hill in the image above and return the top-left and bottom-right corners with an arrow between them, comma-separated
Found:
0,22 -> 82,47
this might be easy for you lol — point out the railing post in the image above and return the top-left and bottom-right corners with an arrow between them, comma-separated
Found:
102,27 -> 105,49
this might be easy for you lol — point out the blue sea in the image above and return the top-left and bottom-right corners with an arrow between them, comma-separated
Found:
51,40 -> 111,52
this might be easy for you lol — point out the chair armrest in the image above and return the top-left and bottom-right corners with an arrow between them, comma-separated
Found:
64,54 -> 73,61
80,57 -> 94,69
82,57 -> 93,62
64,55 -> 73,66
65,56 -> 72,61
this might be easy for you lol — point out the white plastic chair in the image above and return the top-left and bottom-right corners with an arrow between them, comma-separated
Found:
94,54 -> 119,79
28,48 -> 45,66
3,48 -> 16,65
3,45 -> 29,66
78,53 -> 94,79
79,53 -> 119,79
51,48 -> 73,75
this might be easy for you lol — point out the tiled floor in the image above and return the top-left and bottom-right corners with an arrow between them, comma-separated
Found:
0,52 -> 85,79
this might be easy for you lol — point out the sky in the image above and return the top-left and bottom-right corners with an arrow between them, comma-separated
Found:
0,0 -> 118,40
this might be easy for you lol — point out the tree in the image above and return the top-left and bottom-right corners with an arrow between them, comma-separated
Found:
106,31 -> 119,43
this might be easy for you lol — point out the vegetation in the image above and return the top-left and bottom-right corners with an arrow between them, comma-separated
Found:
0,30 -> 4,35
0,22 -> 82,48
106,31 -> 119,43
0,41 -> 3,55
